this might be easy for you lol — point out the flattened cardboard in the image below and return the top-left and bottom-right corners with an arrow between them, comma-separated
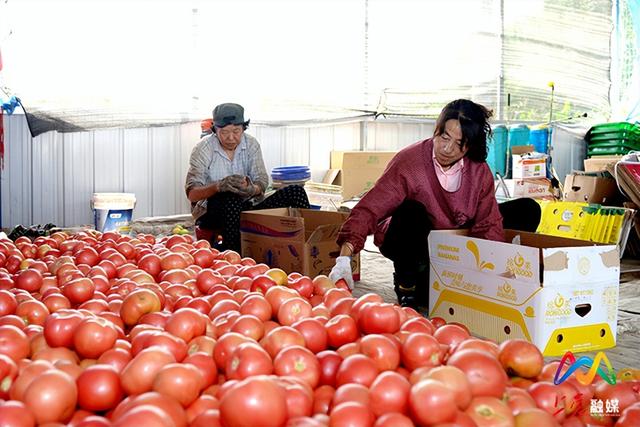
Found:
240,208 -> 360,280
584,156 -> 623,173
428,229 -> 619,356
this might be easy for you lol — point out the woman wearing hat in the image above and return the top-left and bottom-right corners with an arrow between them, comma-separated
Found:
186,103 -> 310,252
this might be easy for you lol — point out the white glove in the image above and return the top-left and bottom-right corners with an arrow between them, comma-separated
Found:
329,256 -> 354,290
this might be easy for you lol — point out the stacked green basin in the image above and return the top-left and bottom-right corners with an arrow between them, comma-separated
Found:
586,122 -> 640,156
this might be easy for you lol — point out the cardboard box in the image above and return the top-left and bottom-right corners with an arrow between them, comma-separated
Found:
512,146 -> 548,179
428,230 -> 619,356
327,151 -> 396,199
240,208 -> 360,280
584,156 -> 623,173
563,174 -> 619,204
494,178 -> 556,200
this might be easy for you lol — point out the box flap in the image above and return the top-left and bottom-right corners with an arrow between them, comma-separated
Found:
307,223 -> 342,245
541,245 -> 619,286
428,230 -> 541,284
512,145 -> 536,155
563,174 -> 618,204
322,169 -> 341,185
239,209 -> 305,240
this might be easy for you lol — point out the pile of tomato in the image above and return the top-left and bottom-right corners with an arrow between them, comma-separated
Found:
0,230 -> 638,427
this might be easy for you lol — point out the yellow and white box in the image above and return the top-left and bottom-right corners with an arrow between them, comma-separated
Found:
428,230 -> 619,356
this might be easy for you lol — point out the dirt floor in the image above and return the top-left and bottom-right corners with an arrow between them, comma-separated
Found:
353,237 -> 640,370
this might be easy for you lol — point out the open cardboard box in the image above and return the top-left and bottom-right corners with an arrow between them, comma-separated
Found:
326,151 -> 396,199
563,173 -> 619,205
428,229 -> 619,356
240,208 -> 360,280
512,145 -> 548,179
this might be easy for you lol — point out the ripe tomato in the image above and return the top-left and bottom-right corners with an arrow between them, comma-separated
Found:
0,290 -> 17,316
73,316 -> 119,359
358,302 -> 400,334
419,365 -> 472,410
360,334 -> 400,372
410,379 -> 457,425
498,339 -> 544,379
219,376 -> 287,427
335,354 -> 379,387
212,332 -> 252,368
465,396 -> 515,427
153,363 -> 204,407
369,371 -> 411,416
447,349 -> 509,398
329,401 -> 374,427
292,317 -> 328,354
273,345 -> 320,389
0,324 -> 30,362
23,369 -> 78,424
61,277 -> 96,305
14,269 -> 43,293
0,400 -> 36,427
239,294 -> 272,321
184,352 -> 218,390
120,347 -> 176,396
0,354 -> 18,399
165,308 -> 208,342
401,332 -> 441,371
277,297 -> 312,326
43,310 -> 84,348
76,365 -> 123,411
230,314 -> 265,341
325,314 -> 358,349
262,326 -> 306,359
434,323 -> 471,348
225,342 -> 274,380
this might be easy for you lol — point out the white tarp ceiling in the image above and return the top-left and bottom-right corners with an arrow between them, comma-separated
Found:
0,0 -> 615,135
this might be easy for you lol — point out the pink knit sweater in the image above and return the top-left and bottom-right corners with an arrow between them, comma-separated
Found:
336,138 -> 505,253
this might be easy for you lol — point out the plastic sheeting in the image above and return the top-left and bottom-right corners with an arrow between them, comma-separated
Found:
0,0 -> 614,136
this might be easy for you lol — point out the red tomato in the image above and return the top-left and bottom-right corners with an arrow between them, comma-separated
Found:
433,323 -> 471,348
0,353 -> 18,399
465,396 -> 515,427
292,317 -> 328,354
419,365 -> 472,410
332,383 -> 370,408
325,314 -> 358,349
527,381 -> 567,422
358,302 -> 400,334
369,371 -> 411,416
120,288 -> 162,326
97,348 -> 132,373
401,332 -> 441,371
43,310 -> 84,348
399,316 -> 436,335
230,314 -> 265,341
373,412 -> 414,427
360,334 -> 400,372
165,308 -> 208,342
618,402 -> 640,427
15,269 -> 43,293
73,316 -> 119,359
317,350 -> 342,388
111,391 -> 187,427
212,332 -> 251,368
277,297 -> 312,326
313,384 -> 335,415
329,401 -> 374,427
497,339 -> 544,379
15,299 -> 50,326
120,347 -> 176,396
23,369 -> 78,424
225,342 -> 274,380
219,376 -> 287,427
335,354 -> 379,387
184,352 -> 218,390
0,324 -> 29,362
278,378 -> 314,419
409,379 -> 457,425
76,365 -> 123,411
250,274 -> 278,294
238,294 -> 272,321
273,345 -> 320,389
61,277 -> 96,305
455,338 -> 500,358
514,407 -> 562,427
262,326 -> 306,359
0,289 -> 17,317
153,363 -> 204,407
447,349 -> 508,398
504,386 -> 537,414
0,400 -> 36,427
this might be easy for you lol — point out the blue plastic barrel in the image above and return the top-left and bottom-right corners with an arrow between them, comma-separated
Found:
508,124 -> 530,149
529,127 -> 550,153
487,125 -> 508,177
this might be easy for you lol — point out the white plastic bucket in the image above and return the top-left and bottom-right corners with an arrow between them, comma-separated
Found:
91,193 -> 136,234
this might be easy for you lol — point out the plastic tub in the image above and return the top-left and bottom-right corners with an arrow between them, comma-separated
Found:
529,127 -> 550,153
91,193 -> 136,234
508,124 -> 530,148
487,125 -> 508,177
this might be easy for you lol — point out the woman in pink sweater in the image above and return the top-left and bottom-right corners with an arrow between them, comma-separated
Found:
329,99 -> 540,309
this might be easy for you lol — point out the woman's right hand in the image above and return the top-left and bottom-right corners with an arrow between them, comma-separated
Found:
218,175 -> 246,193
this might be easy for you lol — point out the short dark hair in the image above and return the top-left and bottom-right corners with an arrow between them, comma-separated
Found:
434,99 -> 493,163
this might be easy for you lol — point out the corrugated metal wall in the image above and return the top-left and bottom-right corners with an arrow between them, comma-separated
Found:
2,114 -> 433,229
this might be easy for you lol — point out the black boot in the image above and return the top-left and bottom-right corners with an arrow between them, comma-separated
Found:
393,272 -> 419,309
393,263 -> 430,311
